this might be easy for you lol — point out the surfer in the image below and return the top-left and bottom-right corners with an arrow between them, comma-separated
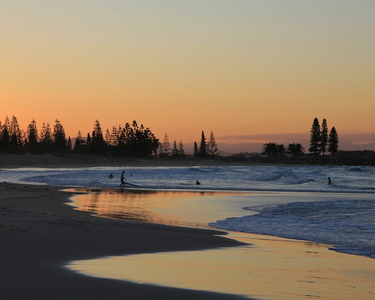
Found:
328,177 -> 331,185
120,170 -> 126,186
196,180 -> 201,185
108,173 -> 114,179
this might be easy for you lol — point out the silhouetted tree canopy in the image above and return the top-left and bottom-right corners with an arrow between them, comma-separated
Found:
172,141 -> 179,157
262,143 -> 279,158
198,131 -> 208,158
67,137 -> 72,151
53,120 -> 67,152
179,140 -> 185,158
160,133 -> 171,157
9,116 -> 23,152
320,118 -> 328,156
207,130 -> 219,158
287,143 -> 304,157
193,141 -> 199,158
328,127 -> 339,156
0,124 -> 10,151
74,131 -> 87,153
90,120 -> 106,154
309,117 -> 321,155
309,117 -> 339,157
40,122 -> 53,152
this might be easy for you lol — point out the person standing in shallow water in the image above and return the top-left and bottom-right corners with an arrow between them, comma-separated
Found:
120,170 -> 126,186
328,177 -> 332,185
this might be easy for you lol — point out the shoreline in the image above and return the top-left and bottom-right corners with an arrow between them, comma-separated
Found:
0,182 -> 247,300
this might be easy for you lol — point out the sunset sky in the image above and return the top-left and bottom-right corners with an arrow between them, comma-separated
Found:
1,1 -> 375,150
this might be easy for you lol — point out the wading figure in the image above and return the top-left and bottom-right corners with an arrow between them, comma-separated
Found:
120,171 -> 126,187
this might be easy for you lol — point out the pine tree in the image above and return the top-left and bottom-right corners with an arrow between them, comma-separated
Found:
0,117 -> 9,151
172,140 -> 179,157
108,126 -> 119,146
320,118 -> 328,156
198,131 -> 208,158
74,131 -> 85,152
328,127 -> 339,157
116,126 -> 126,152
90,119 -> 106,154
53,119 -> 67,152
9,115 -> 23,151
26,119 -> 39,152
3,116 -> 10,135
193,142 -> 199,158
179,140 -> 185,157
86,133 -> 91,148
309,117 -> 321,155
40,122 -> 53,152
160,133 -> 171,157
104,129 -> 111,145
67,136 -> 72,151
207,130 -> 219,158
0,125 -> 10,151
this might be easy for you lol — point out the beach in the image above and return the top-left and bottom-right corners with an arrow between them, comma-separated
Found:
1,154 -> 375,299
0,182 -> 246,300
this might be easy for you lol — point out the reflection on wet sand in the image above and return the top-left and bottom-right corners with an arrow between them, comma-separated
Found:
68,232 -> 375,300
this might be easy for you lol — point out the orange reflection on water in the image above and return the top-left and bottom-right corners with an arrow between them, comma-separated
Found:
68,189 -> 242,228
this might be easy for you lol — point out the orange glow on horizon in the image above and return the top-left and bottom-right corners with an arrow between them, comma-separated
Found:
1,1 -> 375,148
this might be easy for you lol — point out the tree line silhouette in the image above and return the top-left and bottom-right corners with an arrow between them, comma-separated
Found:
260,117 -> 339,161
0,115 -> 220,159
159,130 -> 219,159
0,116 -> 160,157
0,115 -> 339,161
308,117 -> 338,156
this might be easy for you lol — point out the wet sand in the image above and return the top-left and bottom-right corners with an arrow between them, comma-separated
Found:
69,233 -> 375,299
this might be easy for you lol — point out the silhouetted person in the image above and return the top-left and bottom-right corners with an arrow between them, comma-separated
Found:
108,173 -> 114,179
328,177 -> 331,185
120,170 -> 126,186
196,180 -> 201,185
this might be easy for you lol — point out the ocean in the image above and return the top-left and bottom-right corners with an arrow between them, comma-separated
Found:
1,164 -> 375,258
